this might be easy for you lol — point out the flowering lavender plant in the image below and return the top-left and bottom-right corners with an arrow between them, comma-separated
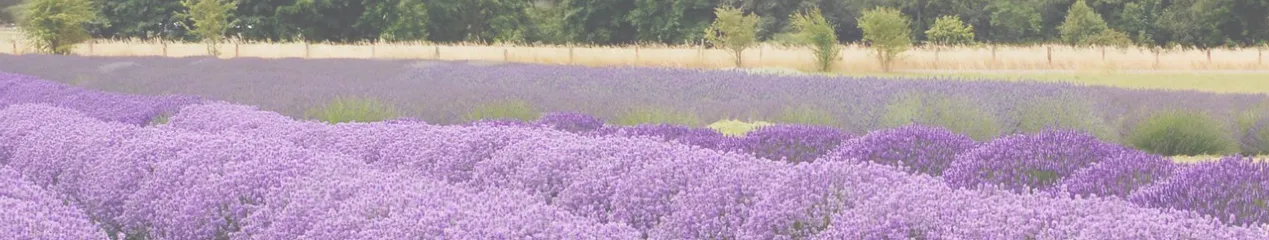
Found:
724,124 -> 854,163
536,112 -> 605,133
1129,156 -> 1269,226
1059,151 -> 1177,198
832,125 -> 977,176
944,130 -> 1127,193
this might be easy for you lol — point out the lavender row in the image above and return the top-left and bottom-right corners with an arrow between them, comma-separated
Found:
0,72 -> 203,126
1,55 -> 1264,138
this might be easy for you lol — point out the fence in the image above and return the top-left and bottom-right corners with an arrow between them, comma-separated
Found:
2,37 -> 1266,72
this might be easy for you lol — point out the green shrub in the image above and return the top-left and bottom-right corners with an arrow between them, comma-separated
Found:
464,100 -> 540,122
882,92 -> 1000,141
16,0 -> 96,55
707,119 -> 773,136
148,113 -> 172,126
788,8 -> 840,72
614,107 -> 703,126
1128,110 -> 1237,156
775,105 -> 837,127
305,97 -> 399,123
1015,95 -> 1118,142
1238,101 -> 1269,154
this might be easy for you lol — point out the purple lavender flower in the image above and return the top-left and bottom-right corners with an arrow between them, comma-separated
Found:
0,166 -> 107,240
536,112 -> 605,133
943,130 -> 1127,193
0,72 -> 202,125
1059,151 -> 1177,198
1129,156 -> 1269,226
724,125 -> 854,163
599,124 -> 731,150
831,125 -> 977,176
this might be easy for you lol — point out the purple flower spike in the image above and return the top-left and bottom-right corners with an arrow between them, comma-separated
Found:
725,125 -> 854,163
1129,156 -> 1269,226
832,125 -> 977,176
1060,151 -> 1177,198
536,112 -> 605,133
944,130 -> 1127,193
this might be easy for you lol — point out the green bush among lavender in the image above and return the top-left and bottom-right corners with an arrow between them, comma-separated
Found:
463,100 -> 541,123
613,106 -> 703,127
882,92 -> 1000,141
707,119 -> 772,136
774,105 -> 838,127
1129,110 -> 1238,156
1015,94 -> 1118,142
305,96 -> 399,123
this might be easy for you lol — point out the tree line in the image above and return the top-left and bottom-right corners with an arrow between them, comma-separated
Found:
3,0 -> 1267,49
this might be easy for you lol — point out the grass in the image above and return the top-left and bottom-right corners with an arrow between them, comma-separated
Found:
1172,155 -> 1269,164
893,72 -> 1269,94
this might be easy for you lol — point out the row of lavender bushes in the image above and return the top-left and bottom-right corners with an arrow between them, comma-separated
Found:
2,56 -> 1267,155
1,65 -> 1267,238
2,102 -> 1267,240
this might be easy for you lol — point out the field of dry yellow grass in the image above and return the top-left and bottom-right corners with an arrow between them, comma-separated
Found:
4,28 -> 1269,93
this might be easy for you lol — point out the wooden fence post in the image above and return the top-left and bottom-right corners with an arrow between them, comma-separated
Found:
434,46 -> 440,59
503,48 -> 509,62
162,42 -> 168,57
1046,46 -> 1052,66
370,43 -> 376,59
304,42 -> 311,58
1154,49 -> 1161,69
568,46 -> 574,64
88,40 -> 94,56
634,45 -> 640,64
934,48 -> 940,69
1206,49 -> 1212,64
234,43 -> 240,58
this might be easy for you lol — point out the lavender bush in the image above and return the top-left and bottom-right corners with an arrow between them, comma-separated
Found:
4,55 -> 1261,140
1129,156 -> 1269,226
0,72 -> 202,125
536,112 -> 605,133
832,125 -> 977,176
1058,151 -> 1177,198
944,130 -> 1127,193
723,125 -> 853,163
3,100 -> 1269,239
1,166 -> 107,240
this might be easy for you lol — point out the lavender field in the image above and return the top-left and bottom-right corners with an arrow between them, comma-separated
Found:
3,58 -> 1269,239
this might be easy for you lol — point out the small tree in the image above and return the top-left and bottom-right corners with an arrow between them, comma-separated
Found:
16,0 -> 95,55
925,15 -> 975,46
179,0 -> 236,56
704,7 -> 759,68
789,8 -> 840,72
858,7 -> 911,72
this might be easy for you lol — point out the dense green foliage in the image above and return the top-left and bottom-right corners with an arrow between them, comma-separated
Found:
788,8 -> 839,72
926,15 -> 975,46
858,7 -> 911,72
179,0 -> 236,55
1129,110 -> 1238,156
882,92 -> 1000,141
16,0 -> 96,55
1015,95 -> 1118,142
9,0 -> 1252,48
305,97 -> 399,123
704,7 -> 758,67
